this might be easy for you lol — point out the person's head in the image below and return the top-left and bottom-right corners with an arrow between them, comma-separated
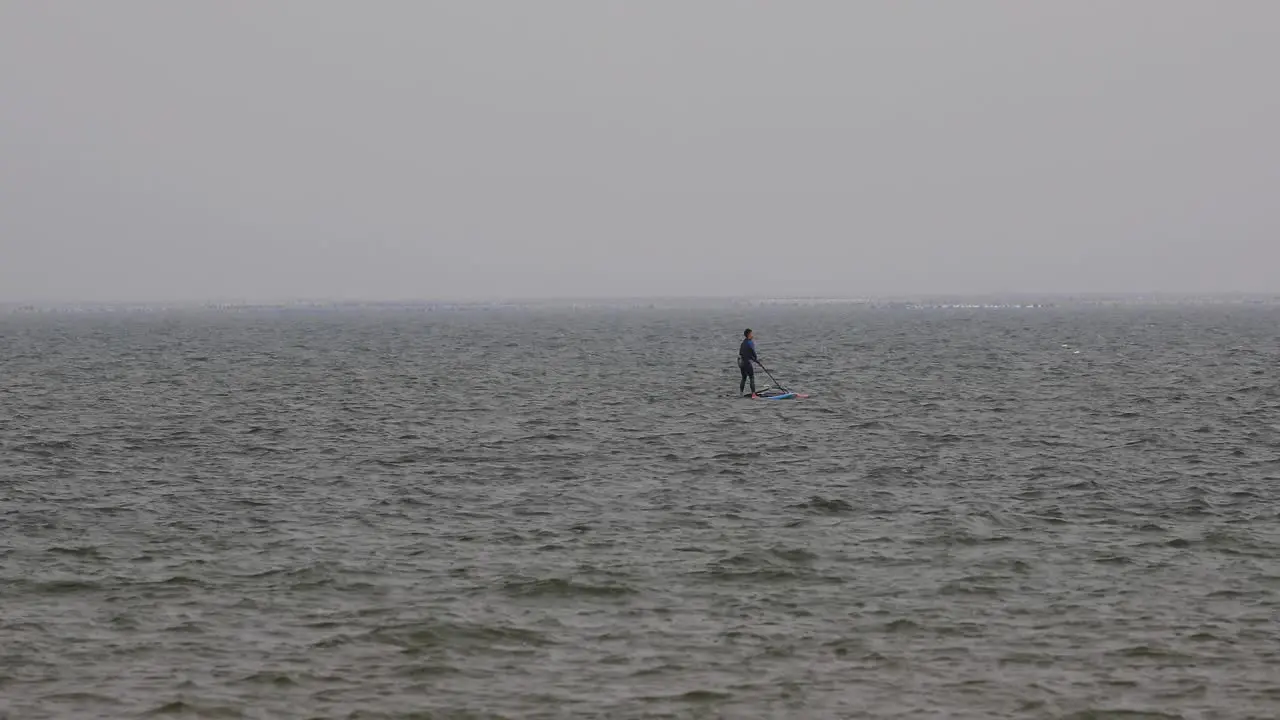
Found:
744,328 -> 753,340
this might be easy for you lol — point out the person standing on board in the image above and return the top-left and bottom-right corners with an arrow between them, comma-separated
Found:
739,328 -> 760,396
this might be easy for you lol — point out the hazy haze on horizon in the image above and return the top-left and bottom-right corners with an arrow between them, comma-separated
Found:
2,1 -> 1277,304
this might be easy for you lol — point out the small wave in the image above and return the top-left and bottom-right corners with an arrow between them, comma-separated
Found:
632,662 -> 688,677
233,565 -> 335,590
143,700 -> 243,717
885,618 -> 922,633
824,637 -> 863,656
792,496 -> 855,514
1094,554 -> 1131,564
368,621 -> 551,652
37,692 -> 120,706
768,546 -> 817,563
163,621 -> 206,634
866,465 -> 910,480
394,663 -> 462,678
367,454 -> 424,466
244,426 -> 284,436
47,545 -> 104,558
22,578 -> 101,594
711,451 -> 762,460
501,577 -> 636,598
678,689 -> 731,702
928,530 -> 1013,546
237,671 -> 297,686
1108,645 -> 1194,661
14,439 -> 75,456
1206,588 -> 1256,599
695,566 -> 806,583
523,432 -> 570,441
151,575 -> 208,587
940,577 -> 1005,596
640,689 -> 731,703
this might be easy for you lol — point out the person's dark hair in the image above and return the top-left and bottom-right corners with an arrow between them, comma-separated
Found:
744,328 -> 752,337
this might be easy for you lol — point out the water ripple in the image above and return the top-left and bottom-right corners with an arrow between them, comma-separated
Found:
3,304 -> 1280,718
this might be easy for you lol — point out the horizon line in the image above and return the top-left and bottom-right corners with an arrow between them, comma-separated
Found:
3,290 -> 1279,310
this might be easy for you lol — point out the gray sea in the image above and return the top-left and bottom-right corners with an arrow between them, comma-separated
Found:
3,301 -> 1279,719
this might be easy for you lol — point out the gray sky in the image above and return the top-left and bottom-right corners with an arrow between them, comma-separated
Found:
2,1 -> 1277,303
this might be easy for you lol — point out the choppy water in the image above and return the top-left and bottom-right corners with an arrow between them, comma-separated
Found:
3,302 -> 1280,719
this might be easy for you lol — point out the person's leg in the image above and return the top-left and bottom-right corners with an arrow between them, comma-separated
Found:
740,362 -> 749,394
747,363 -> 756,394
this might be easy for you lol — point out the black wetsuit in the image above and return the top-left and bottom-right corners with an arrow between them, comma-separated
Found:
739,338 -> 758,394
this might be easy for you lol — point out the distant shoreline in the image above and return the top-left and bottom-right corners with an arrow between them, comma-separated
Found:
4,293 -> 1279,315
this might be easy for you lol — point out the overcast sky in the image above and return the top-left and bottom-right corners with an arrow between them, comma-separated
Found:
2,1 -> 1277,303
